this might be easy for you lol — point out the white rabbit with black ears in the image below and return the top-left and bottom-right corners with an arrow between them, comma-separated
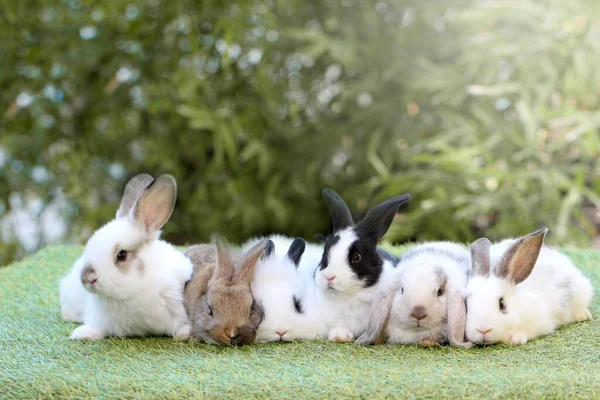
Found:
355,242 -> 472,348
315,189 -> 411,342
59,174 -> 193,341
252,238 -> 327,342
465,227 -> 593,345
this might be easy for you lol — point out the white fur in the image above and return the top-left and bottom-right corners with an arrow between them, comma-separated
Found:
59,213 -> 192,341
252,246 -> 327,343
466,239 -> 593,345
315,230 -> 395,341
384,242 -> 470,344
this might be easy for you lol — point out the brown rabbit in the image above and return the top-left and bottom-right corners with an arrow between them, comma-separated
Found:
183,238 -> 271,345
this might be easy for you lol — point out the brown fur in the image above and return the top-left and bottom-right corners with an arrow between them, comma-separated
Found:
497,228 -> 547,283
470,237 -> 491,278
115,174 -> 154,219
183,239 -> 268,345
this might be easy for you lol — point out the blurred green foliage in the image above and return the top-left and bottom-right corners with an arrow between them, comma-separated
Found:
1,0 -> 600,265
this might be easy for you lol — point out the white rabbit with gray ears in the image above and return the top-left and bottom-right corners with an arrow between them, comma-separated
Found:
59,174 -> 193,341
315,189 -> 411,342
355,242 -> 472,348
466,228 -> 593,345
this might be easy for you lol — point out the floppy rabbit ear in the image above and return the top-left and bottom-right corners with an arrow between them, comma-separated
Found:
322,189 -> 354,232
354,285 -> 396,345
497,228 -> 548,284
116,174 -> 154,219
446,288 -> 473,348
213,237 -> 235,282
233,239 -> 273,285
132,174 -> 177,233
354,194 -> 411,244
286,238 -> 306,268
470,237 -> 491,277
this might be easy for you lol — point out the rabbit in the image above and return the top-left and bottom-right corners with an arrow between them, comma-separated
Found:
59,174 -> 193,341
465,227 -> 593,345
314,188 -> 411,342
252,238 -> 327,343
355,242 -> 472,348
183,238 -> 270,345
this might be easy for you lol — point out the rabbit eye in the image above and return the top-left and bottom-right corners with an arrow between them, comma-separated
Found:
499,297 -> 506,311
437,287 -> 444,297
351,253 -> 361,263
401,287 -> 404,294
116,250 -> 127,263
208,305 -> 213,317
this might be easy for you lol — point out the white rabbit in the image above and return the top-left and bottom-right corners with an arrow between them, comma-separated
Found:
465,227 -> 593,345
59,174 -> 193,341
252,238 -> 327,342
313,189 -> 411,342
355,242 -> 472,348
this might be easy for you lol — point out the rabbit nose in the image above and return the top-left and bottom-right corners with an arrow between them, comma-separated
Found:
477,328 -> 491,335
275,331 -> 287,340
411,306 -> 427,321
326,275 -> 336,282
81,266 -> 97,285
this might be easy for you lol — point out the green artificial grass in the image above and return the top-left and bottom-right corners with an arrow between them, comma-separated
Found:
1,246 -> 600,399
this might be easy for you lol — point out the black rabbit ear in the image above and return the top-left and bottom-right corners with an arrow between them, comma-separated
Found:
286,238 -> 306,268
313,233 -> 327,243
322,189 -> 354,232
354,194 -> 411,244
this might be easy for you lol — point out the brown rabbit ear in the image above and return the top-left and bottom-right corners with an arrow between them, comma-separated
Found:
132,174 -> 177,233
470,237 -> 491,277
497,228 -> 547,284
354,284 -> 396,345
116,174 -> 154,219
233,239 -> 273,285
213,237 -> 235,282
446,288 -> 472,348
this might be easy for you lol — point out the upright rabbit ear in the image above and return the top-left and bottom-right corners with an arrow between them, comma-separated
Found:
446,288 -> 472,348
497,228 -> 548,284
322,189 -> 354,232
286,238 -> 306,268
213,237 -> 235,282
354,194 -> 411,244
233,239 -> 273,285
470,237 -> 491,277
132,174 -> 177,233
116,174 -> 154,219
354,284 -> 396,345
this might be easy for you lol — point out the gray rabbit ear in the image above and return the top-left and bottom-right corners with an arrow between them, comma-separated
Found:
354,285 -> 395,345
116,174 -> 154,219
286,238 -> 306,268
132,174 -> 177,233
497,227 -> 547,284
470,238 -> 491,278
446,289 -> 473,349
322,189 -> 354,232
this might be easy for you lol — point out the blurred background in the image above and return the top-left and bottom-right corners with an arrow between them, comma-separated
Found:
2,0 -> 600,265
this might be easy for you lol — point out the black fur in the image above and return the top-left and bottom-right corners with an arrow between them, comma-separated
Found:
353,194 -> 411,245
293,296 -> 304,314
322,189 -> 354,232
319,234 -> 340,270
347,236 -> 384,288
262,240 -> 275,260
287,238 -> 306,267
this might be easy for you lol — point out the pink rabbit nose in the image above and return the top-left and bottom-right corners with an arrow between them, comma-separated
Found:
276,331 -> 287,340
411,306 -> 427,321
326,275 -> 336,282
478,328 -> 491,335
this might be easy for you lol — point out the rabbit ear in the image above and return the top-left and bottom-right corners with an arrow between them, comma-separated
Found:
354,194 -> 411,244
497,228 -> 548,284
132,174 -> 177,233
313,233 -> 327,243
322,189 -> 354,232
286,238 -> 306,268
116,174 -> 154,219
446,288 -> 472,348
470,237 -> 491,277
233,239 -> 272,285
354,285 -> 396,345
213,237 -> 235,282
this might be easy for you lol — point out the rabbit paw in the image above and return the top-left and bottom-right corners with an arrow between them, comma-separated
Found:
329,327 -> 354,343
70,325 -> 104,341
173,324 -> 191,341
504,331 -> 527,345
575,309 -> 593,322
418,340 -> 440,348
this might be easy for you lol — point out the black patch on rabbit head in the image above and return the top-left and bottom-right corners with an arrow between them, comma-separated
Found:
293,296 -> 304,314
319,234 -> 340,270
345,238 -> 384,288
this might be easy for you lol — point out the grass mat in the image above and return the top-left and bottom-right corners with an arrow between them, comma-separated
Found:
1,245 -> 599,399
